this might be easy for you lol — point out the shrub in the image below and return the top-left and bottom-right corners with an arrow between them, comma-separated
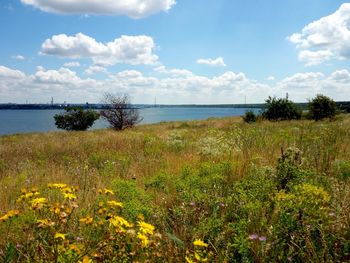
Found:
242,111 -> 257,123
54,107 -> 99,131
262,96 -> 301,121
100,93 -> 142,130
308,94 -> 337,121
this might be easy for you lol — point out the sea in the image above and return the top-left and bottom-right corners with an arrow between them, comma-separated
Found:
0,107 -> 260,136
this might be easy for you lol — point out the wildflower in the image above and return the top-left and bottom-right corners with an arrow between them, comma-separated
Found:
259,236 -> 267,242
107,201 -> 123,208
185,256 -> 195,263
249,233 -> 259,240
36,219 -> 55,228
30,197 -> 47,210
137,232 -> 149,247
138,221 -> 155,235
194,252 -> 202,261
193,239 -> 208,247
81,256 -> 92,263
0,210 -> 20,222
109,216 -> 132,230
50,205 -> 61,214
54,232 -> 66,240
80,216 -> 93,225
16,191 -> 40,202
48,183 -> 67,189
63,193 -> 76,200
103,189 -> 114,195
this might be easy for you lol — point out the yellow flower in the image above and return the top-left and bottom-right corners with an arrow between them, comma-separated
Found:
109,216 -> 132,230
48,183 -> 67,189
80,216 -> 93,225
80,256 -> 92,263
30,198 -> 47,210
36,219 -> 55,228
137,232 -> 149,247
193,239 -> 208,247
0,214 -> 9,222
99,188 -> 114,195
138,221 -> 155,235
16,191 -> 40,202
63,193 -> 77,200
185,256 -> 195,263
107,201 -> 123,208
0,210 -> 20,222
54,232 -> 66,240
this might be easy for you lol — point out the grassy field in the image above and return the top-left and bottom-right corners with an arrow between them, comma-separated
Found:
1,115 -> 350,262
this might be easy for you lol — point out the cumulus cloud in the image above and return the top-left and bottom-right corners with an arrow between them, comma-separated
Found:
1,65 -> 350,103
85,65 -> 107,75
40,33 -> 159,66
0,66 -> 26,78
196,57 -> 226,67
328,69 -> 350,82
288,3 -> 350,66
11,55 -> 25,60
63,61 -> 80,67
20,0 -> 175,19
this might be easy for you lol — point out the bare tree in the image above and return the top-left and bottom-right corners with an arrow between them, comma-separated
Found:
100,93 -> 143,130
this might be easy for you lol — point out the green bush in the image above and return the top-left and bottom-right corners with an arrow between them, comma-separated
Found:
262,96 -> 301,121
308,94 -> 337,121
54,107 -> 99,131
242,111 -> 257,123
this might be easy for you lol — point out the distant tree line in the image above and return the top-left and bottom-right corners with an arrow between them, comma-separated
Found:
243,94 -> 339,123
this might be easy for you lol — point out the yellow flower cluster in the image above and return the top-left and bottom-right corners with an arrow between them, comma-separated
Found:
1,182 -> 162,261
137,221 -> 156,247
16,188 -> 40,202
0,210 -> 20,222
31,197 -> 48,210
186,239 -> 210,262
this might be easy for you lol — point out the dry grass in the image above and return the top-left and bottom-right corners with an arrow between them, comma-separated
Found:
1,115 -> 350,261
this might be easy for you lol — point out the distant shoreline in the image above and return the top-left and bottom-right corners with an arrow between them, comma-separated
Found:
1,101 -> 350,111
0,103 -> 264,110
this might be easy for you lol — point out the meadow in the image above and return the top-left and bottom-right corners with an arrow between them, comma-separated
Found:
0,115 -> 350,262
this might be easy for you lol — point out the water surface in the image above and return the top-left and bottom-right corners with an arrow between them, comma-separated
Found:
0,107 -> 260,136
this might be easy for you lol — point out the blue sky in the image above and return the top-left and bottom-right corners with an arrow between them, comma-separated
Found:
0,0 -> 349,104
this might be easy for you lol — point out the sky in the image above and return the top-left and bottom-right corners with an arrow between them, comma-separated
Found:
0,0 -> 350,104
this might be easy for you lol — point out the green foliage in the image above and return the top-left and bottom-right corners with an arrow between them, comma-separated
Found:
275,147 -> 306,190
111,179 -> 153,220
308,94 -> 337,121
262,96 -> 302,121
333,159 -> 350,180
54,107 -> 99,131
242,110 -> 257,123
271,183 -> 332,262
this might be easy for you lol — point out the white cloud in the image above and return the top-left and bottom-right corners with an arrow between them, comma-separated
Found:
85,65 -> 107,75
63,61 -> 81,67
0,66 -> 26,78
288,3 -> 350,66
328,69 -> 350,82
298,50 -> 334,66
267,76 -> 275,81
34,67 -> 82,84
21,0 -> 175,19
1,65 -> 350,104
12,55 -> 25,60
40,33 -> 159,66
196,57 -> 226,67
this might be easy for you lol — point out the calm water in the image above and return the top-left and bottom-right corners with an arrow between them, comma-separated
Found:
0,107 -> 260,136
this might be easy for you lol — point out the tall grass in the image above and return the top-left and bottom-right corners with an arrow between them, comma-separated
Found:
0,115 -> 350,261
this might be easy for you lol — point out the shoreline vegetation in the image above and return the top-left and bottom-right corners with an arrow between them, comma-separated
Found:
0,101 -> 350,111
1,113 -> 350,261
